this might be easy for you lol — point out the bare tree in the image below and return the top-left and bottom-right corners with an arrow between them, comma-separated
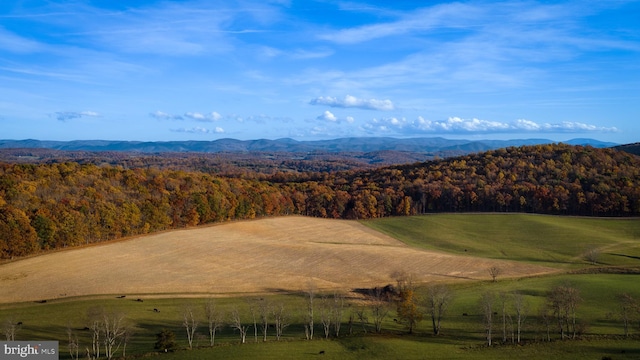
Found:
122,325 -> 134,359
618,292 -> 638,337
247,299 -> 258,343
513,291 -> 529,343
537,304 -> 553,342
1,316 -> 20,341
86,307 -> 103,360
425,284 -> 452,335
102,310 -> 127,360
355,307 -> 369,334
480,291 -> 495,346
583,246 -> 601,265
547,283 -> 581,339
66,325 -> 79,360
304,280 -> 316,340
258,299 -> 271,342
182,304 -> 198,349
370,287 -> 391,334
347,310 -> 355,335
319,294 -> 333,339
488,266 -> 502,282
204,299 -> 224,346
272,303 -> 289,341
230,307 -> 249,344
332,292 -> 345,337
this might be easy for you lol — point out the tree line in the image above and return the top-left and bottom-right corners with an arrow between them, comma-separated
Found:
5,275 -> 639,359
1,144 -> 639,258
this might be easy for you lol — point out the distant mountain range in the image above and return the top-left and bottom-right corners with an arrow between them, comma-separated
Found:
0,137 -> 620,154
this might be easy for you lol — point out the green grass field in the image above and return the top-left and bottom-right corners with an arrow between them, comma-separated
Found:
2,214 -> 640,359
361,214 -> 640,268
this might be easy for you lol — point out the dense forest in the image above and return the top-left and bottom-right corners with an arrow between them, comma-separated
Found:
1,143 -> 639,259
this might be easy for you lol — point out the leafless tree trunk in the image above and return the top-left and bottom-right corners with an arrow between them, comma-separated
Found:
122,325 -> 134,359
86,307 -> 103,360
102,310 -> 127,360
205,299 -> 224,346
370,287 -> 391,334
499,292 -> 509,343
66,325 -> 79,360
513,291 -> 528,343
480,291 -> 495,346
356,307 -> 369,334
547,283 -> 581,339
247,299 -> 258,343
319,294 -> 332,339
618,293 -> 637,337
488,266 -> 502,282
2,316 -> 20,341
305,280 -> 316,340
230,308 -> 249,344
332,292 -> 345,337
347,311 -> 355,335
272,303 -> 289,341
538,305 -> 552,342
182,304 -> 198,349
425,284 -> 452,336
258,299 -> 271,342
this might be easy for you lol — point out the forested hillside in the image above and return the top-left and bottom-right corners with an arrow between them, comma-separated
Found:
1,143 -> 638,259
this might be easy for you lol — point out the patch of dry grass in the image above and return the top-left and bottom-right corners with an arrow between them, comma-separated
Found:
0,216 -> 555,303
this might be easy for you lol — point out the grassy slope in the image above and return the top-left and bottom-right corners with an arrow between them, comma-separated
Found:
2,214 -> 640,359
361,214 -> 640,268
5,273 -> 640,360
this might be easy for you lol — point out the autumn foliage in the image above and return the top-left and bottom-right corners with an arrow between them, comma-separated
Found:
0,144 -> 638,259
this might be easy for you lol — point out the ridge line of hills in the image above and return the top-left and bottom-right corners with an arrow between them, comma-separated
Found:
0,137 -> 619,154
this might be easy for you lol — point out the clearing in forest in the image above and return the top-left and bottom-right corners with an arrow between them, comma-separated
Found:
0,216 -> 554,303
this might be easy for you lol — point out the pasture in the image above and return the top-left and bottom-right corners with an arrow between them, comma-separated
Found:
0,216 -> 553,303
1,214 -> 639,359
362,213 -> 640,268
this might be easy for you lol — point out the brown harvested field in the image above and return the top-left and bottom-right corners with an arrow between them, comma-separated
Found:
0,216 -> 556,303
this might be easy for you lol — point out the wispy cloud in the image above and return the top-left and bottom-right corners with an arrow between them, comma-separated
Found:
319,3 -> 479,44
53,111 -> 100,122
184,112 -> 222,122
150,111 -> 183,121
0,27 -> 44,53
310,95 -> 395,111
171,126 -> 224,134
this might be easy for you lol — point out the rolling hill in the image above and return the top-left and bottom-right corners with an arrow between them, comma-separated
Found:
0,137 -> 617,153
0,216 -> 554,303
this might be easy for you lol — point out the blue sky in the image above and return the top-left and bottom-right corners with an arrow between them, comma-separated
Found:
1,1 -> 638,143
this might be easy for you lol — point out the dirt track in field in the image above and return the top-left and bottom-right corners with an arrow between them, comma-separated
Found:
0,216 -> 556,303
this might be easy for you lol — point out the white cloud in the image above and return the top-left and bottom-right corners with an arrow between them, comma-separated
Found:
171,126 -> 224,134
365,116 -> 618,135
315,111 -> 357,125
317,110 -> 338,122
53,110 -> 100,121
184,112 -> 222,122
310,95 -> 395,111
150,111 -> 183,120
